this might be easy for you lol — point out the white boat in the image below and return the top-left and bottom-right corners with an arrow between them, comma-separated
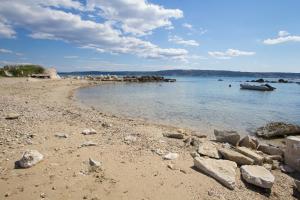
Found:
240,83 -> 276,91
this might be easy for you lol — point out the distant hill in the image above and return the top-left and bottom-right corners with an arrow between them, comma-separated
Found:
0,64 -> 45,77
59,69 -> 300,78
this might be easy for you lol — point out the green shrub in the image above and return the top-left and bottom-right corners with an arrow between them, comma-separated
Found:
0,64 -> 45,77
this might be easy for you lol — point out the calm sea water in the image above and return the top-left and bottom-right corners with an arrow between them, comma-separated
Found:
76,77 -> 300,134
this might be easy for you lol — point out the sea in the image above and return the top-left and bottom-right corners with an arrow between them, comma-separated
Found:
75,76 -> 300,135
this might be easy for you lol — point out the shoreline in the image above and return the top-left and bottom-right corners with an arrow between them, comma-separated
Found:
0,78 -> 297,200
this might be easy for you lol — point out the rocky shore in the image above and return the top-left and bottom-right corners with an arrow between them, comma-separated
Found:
0,78 -> 299,200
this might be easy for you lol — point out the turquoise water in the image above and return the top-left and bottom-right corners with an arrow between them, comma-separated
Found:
76,77 -> 300,134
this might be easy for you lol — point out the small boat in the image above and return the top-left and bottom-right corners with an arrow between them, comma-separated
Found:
240,83 -> 276,91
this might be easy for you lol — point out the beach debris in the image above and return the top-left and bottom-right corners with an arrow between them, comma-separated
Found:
294,179 -> 300,192
239,135 -> 259,149
193,157 -> 237,190
257,144 -> 283,156
284,136 -> 300,172
236,147 -> 264,165
214,130 -> 240,146
198,141 -> 221,159
54,133 -> 69,138
240,165 -> 275,189
81,128 -> 97,135
256,122 -> 300,138
81,141 -> 97,147
5,113 -> 20,120
218,148 -> 254,165
163,132 -> 184,139
124,135 -> 137,144
163,152 -> 178,160
15,150 -> 44,168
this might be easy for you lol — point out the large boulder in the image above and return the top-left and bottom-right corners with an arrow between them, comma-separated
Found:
256,122 -> 300,138
218,148 -> 254,165
198,141 -> 221,159
15,150 -> 44,168
239,135 -> 259,149
284,136 -> 300,172
194,157 -> 237,190
258,144 -> 283,156
214,130 -> 240,146
241,165 -> 275,189
236,147 -> 264,165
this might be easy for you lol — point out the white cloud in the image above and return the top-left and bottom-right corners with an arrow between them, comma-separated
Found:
182,23 -> 193,30
0,0 -> 188,61
0,48 -> 13,54
168,35 -> 199,46
87,0 -> 183,36
0,19 -> 16,38
208,49 -> 255,59
263,31 -> 300,45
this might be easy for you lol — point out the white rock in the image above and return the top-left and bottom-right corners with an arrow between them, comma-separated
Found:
16,150 -> 43,168
241,165 -> 275,189
198,141 -> 221,159
5,113 -> 20,120
81,141 -> 97,147
81,129 -> 97,135
194,157 -> 237,190
55,133 -> 69,138
124,135 -> 137,143
89,158 -> 101,167
163,152 -> 179,160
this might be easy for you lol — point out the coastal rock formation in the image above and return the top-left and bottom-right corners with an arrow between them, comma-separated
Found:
15,150 -> 44,168
256,122 -> 300,138
163,132 -> 184,139
193,157 -> 237,190
236,147 -> 264,165
218,148 -> 254,165
198,141 -> 221,159
81,129 -> 97,135
5,113 -> 20,120
214,130 -> 240,146
241,165 -> 275,189
239,135 -> 259,149
163,152 -> 178,160
284,136 -> 300,172
257,144 -> 283,156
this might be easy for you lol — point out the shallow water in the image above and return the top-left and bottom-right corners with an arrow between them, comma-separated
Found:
76,77 -> 300,134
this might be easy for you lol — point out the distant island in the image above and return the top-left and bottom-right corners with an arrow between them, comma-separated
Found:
59,69 -> 300,78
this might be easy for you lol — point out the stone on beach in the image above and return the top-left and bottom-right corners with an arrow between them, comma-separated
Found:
5,113 -> 20,120
241,165 -> 275,189
256,122 -> 300,138
81,129 -> 97,135
284,136 -> 300,172
55,133 -> 69,138
218,148 -> 254,165
193,157 -> 237,190
257,144 -> 283,156
198,141 -> 221,159
89,158 -> 101,167
124,135 -> 137,143
214,130 -> 240,146
81,141 -> 97,147
236,147 -> 264,165
163,132 -> 184,139
163,152 -> 178,160
239,135 -> 259,149
15,150 -> 44,168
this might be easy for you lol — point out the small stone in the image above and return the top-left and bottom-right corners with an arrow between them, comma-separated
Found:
124,135 -> 137,143
167,163 -> 179,170
102,122 -> 112,128
82,129 -> 97,135
40,193 -> 46,198
163,132 -> 184,139
214,130 -> 240,146
241,165 -> 275,189
81,141 -> 97,147
152,149 -> 164,156
55,133 -> 69,138
163,152 -> 178,160
5,113 -> 20,120
89,158 -> 101,167
15,150 -> 44,168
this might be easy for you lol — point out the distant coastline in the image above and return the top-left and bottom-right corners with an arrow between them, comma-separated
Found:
59,69 -> 300,78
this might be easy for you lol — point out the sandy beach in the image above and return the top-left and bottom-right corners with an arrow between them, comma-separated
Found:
0,78 -> 298,200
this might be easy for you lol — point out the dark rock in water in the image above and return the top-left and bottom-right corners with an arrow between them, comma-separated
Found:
214,130 -> 240,146
256,122 -> 300,138
278,79 -> 288,83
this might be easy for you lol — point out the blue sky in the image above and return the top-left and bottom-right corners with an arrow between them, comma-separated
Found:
0,0 -> 300,72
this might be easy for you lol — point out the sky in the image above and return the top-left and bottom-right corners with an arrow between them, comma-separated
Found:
0,0 -> 300,72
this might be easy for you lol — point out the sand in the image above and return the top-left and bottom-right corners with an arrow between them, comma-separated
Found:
0,78 -> 298,200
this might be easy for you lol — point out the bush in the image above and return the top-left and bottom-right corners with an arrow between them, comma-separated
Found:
0,64 -> 45,77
